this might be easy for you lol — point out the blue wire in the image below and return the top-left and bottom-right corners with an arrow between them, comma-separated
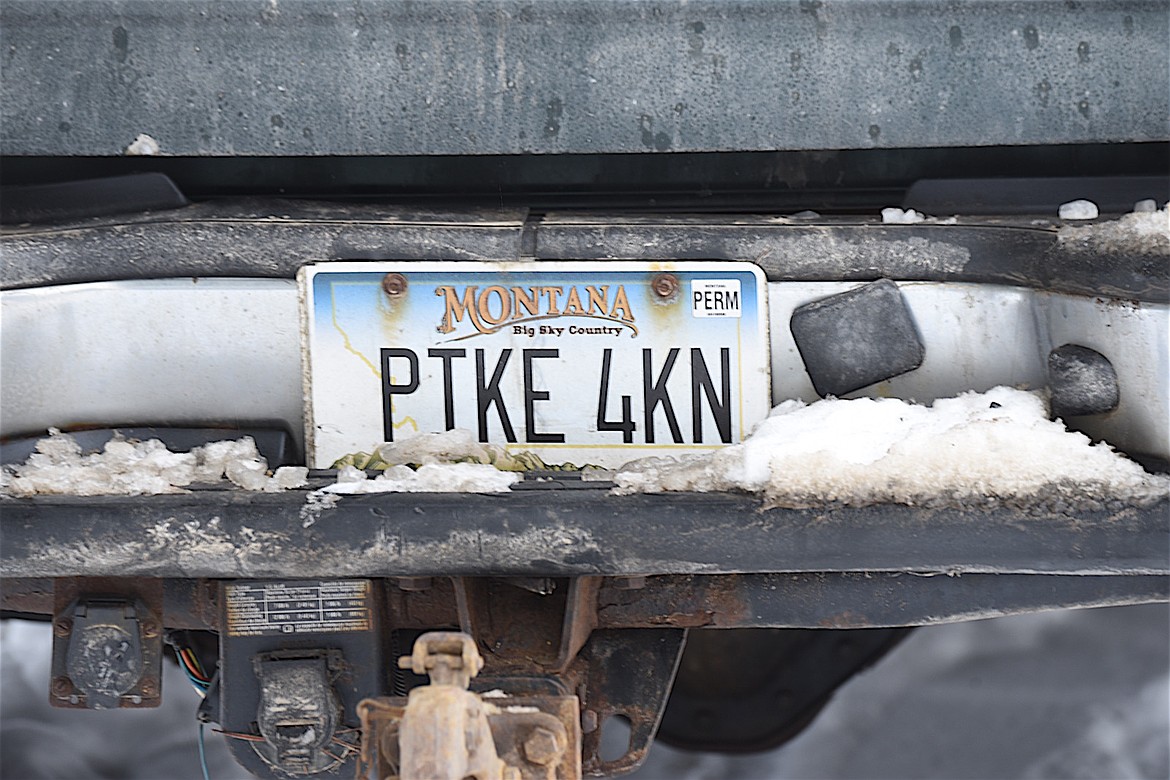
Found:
198,722 -> 211,780
181,666 -> 209,696
177,656 -> 210,695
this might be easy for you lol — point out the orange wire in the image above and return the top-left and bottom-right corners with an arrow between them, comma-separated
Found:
178,648 -> 211,682
213,729 -> 267,743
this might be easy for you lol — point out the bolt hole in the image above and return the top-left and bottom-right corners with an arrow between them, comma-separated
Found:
599,713 -> 632,763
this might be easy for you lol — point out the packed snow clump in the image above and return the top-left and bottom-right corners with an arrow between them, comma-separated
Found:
614,387 -> 1169,510
1058,199 -> 1099,220
1058,204 -> 1169,256
318,429 -> 593,494
2,431 -> 308,496
319,462 -> 519,494
124,133 -> 160,156
333,428 -> 583,472
881,207 -> 927,224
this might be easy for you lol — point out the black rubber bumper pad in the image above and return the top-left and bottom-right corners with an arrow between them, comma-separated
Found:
1047,344 -> 1120,418
790,279 -> 925,397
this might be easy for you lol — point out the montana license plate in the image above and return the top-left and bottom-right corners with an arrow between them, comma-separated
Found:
301,262 -> 770,469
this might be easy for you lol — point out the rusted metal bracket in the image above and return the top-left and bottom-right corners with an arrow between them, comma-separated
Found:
569,628 -> 686,776
447,577 -> 602,674
554,577 -> 601,673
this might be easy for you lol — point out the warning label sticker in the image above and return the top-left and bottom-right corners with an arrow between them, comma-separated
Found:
225,580 -> 372,637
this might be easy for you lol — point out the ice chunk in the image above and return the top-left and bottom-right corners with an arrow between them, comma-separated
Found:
225,458 -> 271,491
1058,199 -> 1099,220
192,438 -> 264,482
336,464 -> 369,483
5,431 -> 195,497
272,466 -> 309,490
124,133 -> 161,156
321,462 -> 520,494
3,432 -> 307,496
881,207 -> 927,224
33,429 -> 82,463
614,387 -> 1170,510
377,429 -> 492,466
1133,198 -> 1158,213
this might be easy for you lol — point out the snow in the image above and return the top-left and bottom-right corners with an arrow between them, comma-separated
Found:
318,429 -> 567,493
1058,199 -> 1099,220
336,428 -> 565,473
3,605 -> 1166,779
614,387 -> 1169,509
2,431 -> 308,496
1059,206 -> 1169,255
879,208 -> 958,226
319,462 -> 520,494
11,390 -> 1165,509
124,133 -> 161,156
881,207 -> 927,224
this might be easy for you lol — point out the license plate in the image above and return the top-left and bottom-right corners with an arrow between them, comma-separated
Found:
300,262 -> 770,469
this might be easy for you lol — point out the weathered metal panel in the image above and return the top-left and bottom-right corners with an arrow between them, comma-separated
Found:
4,205 -> 1168,301
596,573 -> 1170,629
1,489 -> 1166,579
2,0 -> 1166,156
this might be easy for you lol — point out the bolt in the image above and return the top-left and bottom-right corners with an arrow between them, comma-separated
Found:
611,575 -> 647,591
382,273 -> 408,298
141,619 -> 160,639
522,726 -> 564,766
395,576 -> 432,592
581,709 -> 599,734
140,677 -> 159,697
651,273 -> 679,301
51,676 -> 73,697
53,617 -> 73,637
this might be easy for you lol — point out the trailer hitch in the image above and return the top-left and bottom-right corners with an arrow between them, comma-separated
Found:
358,631 -> 581,780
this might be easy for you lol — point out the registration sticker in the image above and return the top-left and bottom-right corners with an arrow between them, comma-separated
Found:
301,262 -> 770,469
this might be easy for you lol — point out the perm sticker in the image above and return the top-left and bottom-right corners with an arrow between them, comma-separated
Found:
692,279 -> 742,318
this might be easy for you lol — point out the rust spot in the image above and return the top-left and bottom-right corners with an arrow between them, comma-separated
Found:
650,611 -> 715,628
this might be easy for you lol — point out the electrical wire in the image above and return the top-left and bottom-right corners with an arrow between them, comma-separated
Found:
198,722 -> 211,780
174,646 -> 211,696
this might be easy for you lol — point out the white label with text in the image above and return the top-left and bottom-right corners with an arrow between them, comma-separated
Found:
692,279 -> 742,318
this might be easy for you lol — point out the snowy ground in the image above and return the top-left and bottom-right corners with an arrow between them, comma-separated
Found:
1,604 -> 1166,779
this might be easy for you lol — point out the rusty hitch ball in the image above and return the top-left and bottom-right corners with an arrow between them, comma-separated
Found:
382,273 -> 408,298
651,273 -> 680,302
